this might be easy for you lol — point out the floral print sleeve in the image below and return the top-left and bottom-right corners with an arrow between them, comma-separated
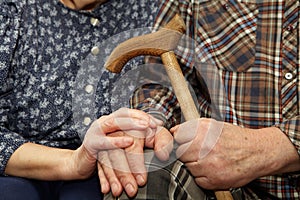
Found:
0,0 -> 29,175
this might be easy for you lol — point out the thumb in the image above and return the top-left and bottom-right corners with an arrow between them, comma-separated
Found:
154,127 -> 174,161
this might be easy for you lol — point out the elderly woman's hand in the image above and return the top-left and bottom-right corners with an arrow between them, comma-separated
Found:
75,108 -> 158,179
5,108 -> 156,181
96,115 -> 173,198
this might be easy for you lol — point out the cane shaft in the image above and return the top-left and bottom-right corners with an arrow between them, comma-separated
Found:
161,52 -> 233,200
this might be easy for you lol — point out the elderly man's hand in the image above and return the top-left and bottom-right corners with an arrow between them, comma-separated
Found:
171,118 -> 300,190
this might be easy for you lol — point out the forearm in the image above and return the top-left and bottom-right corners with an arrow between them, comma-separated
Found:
255,126 -> 300,176
4,142 -> 95,180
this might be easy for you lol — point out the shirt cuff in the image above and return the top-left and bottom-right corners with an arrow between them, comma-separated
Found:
275,116 -> 300,156
130,83 -> 181,129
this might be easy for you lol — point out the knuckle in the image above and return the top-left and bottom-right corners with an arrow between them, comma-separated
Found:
103,117 -> 115,127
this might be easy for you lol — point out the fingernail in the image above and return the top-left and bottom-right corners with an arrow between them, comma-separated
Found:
123,137 -> 133,144
111,183 -> 119,192
149,119 -> 157,128
125,183 -> 135,195
153,118 -> 164,125
101,183 -> 107,193
162,149 -> 170,161
170,125 -> 179,133
136,175 -> 145,185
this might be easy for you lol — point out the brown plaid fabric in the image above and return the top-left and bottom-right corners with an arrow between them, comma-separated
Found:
127,0 -> 300,199
104,151 -> 245,200
104,151 -> 206,200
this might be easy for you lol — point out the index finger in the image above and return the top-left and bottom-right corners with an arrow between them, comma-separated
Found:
171,119 -> 200,144
112,108 -> 158,128
154,126 -> 174,161
88,115 -> 150,138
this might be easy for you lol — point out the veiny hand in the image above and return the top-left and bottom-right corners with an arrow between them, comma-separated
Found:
98,116 -> 173,198
74,108 -> 155,180
97,130 -> 147,198
171,118 -> 298,190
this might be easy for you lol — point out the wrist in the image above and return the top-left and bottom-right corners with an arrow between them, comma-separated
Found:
63,146 -> 96,180
253,127 -> 300,176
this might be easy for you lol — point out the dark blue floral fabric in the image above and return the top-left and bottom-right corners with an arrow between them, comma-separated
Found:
0,0 -> 160,175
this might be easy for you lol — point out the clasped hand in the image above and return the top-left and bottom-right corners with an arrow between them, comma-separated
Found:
81,108 -> 173,198
92,115 -> 258,197
82,109 -> 297,198
171,118 -> 299,190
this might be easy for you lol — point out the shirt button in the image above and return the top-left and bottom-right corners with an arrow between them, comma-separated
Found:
91,46 -> 100,55
223,3 -> 229,10
90,17 -> 100,26
287,25 -> 294,32
85,84 -> 94,93
284,72 -> 293,80
83,117 -> 92,126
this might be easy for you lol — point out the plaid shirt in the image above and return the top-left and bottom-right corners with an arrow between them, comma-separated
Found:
131,0 -> 300,199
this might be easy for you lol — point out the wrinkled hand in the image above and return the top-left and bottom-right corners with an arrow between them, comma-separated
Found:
171,118 -> 297,190
98,117 -> 173,197
77,108 -> 156,179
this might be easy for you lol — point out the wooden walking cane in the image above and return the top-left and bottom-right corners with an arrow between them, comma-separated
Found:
105,14 -> 234,200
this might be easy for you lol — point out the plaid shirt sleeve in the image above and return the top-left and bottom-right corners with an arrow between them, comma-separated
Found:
276,117 -> 300,155
130,83 -> 181,129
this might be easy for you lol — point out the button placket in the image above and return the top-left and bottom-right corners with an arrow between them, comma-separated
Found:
90,16 -> 101,56
85,16 -> 99,128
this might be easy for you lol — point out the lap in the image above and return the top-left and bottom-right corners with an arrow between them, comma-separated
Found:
0,174 -> 102,200
58,174 -> 103,200
0,176 -> 46,200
